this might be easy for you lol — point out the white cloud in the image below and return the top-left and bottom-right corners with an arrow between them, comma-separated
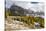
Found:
6,0 -> 45,12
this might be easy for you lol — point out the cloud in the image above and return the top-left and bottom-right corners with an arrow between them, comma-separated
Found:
6,0 -> 44,9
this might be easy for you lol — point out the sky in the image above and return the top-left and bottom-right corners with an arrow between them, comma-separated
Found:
5,0 -> 44,12
6,0 -> 44,8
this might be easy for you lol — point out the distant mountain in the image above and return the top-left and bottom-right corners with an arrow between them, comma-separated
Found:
10,4 -> 28,16
5,4 -> 44,16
